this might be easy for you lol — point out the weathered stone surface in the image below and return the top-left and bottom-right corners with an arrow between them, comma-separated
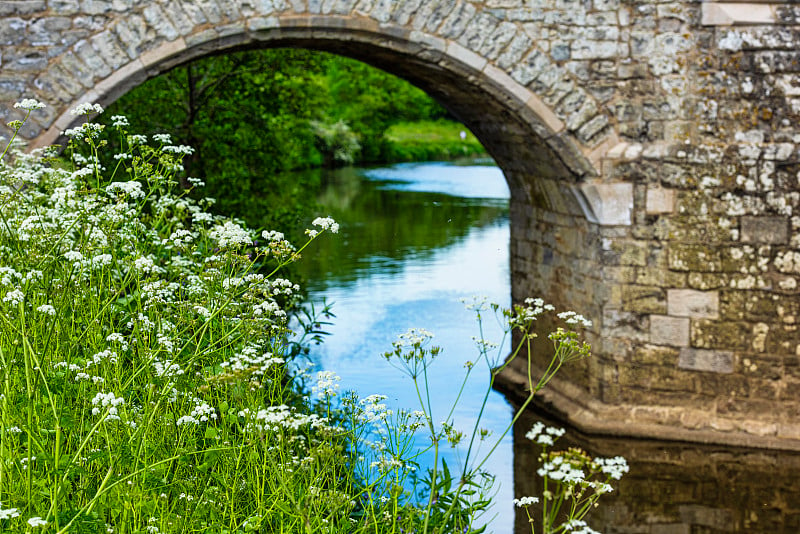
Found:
678,348 -> 734,374
578,183 -> 633,226
650,315 -> 690,346
740,216 -> 790,245
668,289 -> 719,319
646,187 -> 676,215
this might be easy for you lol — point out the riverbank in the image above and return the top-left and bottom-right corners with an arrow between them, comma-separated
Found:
383,120 -> 486,162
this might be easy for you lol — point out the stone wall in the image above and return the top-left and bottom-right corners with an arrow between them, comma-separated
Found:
0,0 -> 798,448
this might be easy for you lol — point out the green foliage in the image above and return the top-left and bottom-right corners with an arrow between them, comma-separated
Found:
100,48 -> 484,236
383,120 -> 486,162
310,120 -> 361,167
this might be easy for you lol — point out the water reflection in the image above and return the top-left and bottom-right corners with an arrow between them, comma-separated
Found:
512,407 -> 800,534
295,163 -> 508,290
299,161 -> 517,532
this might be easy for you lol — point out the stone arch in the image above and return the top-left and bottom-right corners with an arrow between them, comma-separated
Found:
25,14 -> 614,194
19,9 -> 629,442
13,1 -> 800,450
1,4 -> 646,445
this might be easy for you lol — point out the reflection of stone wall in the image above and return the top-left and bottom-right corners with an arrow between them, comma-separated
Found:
511,409 -> 800,534
3,0 -> 800,447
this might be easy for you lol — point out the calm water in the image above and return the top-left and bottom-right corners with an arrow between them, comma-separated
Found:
293,161 -> 800,534
297,161 -> 516,531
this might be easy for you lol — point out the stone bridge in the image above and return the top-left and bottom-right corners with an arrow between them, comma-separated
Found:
1,0 -> 799,450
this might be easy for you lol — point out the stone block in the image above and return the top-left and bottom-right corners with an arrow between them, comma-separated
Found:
75,40 -> 111,79
391,0 -> 423,24
668,289 -> 719,319
90,30 -> 129,70
646,187 -> 676,215
439,1 -> 475,40
571,40 -> 619,60
459,11 -> 499,52
495,31 -> 532,70
248,16 -> 280,32
510,48 -> 550,86
678,348 -> 733,374
651,524 -> 690,534
650,315 -> 690,347
740,216 -> 789,244
143,4 -> 180,40
445,41 -> 486,72
0,0 -> 45,15
576,114 -> 609,143
195,0 -> 223,24
412,0 -> 456,33
577,182 -> 633,226
701,3 -> 775,26
622,285 -> 667,314
162,0 -> 196,36
479,20 -> 516,61
113,15 -> 150,59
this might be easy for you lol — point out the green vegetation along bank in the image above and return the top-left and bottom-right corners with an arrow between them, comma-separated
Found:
101,49 -> 486,235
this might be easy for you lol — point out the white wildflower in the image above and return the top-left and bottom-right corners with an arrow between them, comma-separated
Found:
14,99 -> 45,111
209,221 -> 252,248
27,517 -> 47,528
513,496 -> 539,507
311,216 -> 339,233
0,507 -> 19,520
71,102 -> 104,115
313,370 -> 341,398
36,304 -> 55,315
107,181 -> 145,199
3,289 -> 24,306
111,115 -> 129,127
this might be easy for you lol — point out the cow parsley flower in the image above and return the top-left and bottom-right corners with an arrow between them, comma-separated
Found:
209,221 -> 252,248
71,102 -> 103,115
562,519 -> 600,534
311,216 -> 339,233
91,391 -> 125,420
107,181 -> 145,199
3,289 -> 24,306
110,115 -> 129,127
14,99 -> 45,111
513,496 -> 539,507
177,402 -> 217,426
313,371 -> 341,398
595,456 -> 629,480
557,310 -> 593,328
162,144 -> 194,155
27,517 -> 47,528
36,304 -> 55,315
0,506 -> 20,520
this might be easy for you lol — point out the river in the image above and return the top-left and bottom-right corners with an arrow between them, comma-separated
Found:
295,160 -> 515,531
292,160 -> 800,534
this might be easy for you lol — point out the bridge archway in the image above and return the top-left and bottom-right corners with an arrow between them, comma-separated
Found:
23,16 -> 617,426
6,2 -> 799,450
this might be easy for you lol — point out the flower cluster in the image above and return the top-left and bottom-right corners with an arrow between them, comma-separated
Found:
519,421 -> 627,534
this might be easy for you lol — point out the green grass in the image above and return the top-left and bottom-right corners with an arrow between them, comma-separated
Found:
383,120 -> 487,162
